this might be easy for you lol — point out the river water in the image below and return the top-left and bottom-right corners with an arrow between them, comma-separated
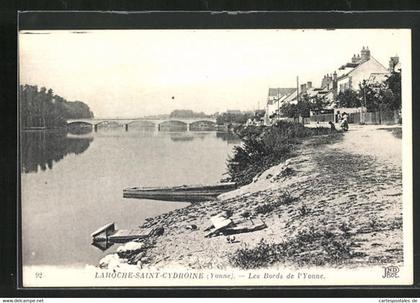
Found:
21,127 -> 240,267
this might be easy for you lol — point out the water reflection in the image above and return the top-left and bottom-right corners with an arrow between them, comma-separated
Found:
21,128 -> 241,175
21,126 -> 242,265
21,130 -> 93,173
169,133 -> 195,142
167,131 -> 240,143
216,131 -> 242,144
91,240 -> 114,251
168,132 -> 213,142
67,124 -> 93,135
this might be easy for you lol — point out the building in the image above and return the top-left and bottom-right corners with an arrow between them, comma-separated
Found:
226,109 -> 242,115
266,87 -> 296,119
336,47 -> 389,93
282,89 -> 299,105
263,46 -> 398,123
315,47 -> 392,109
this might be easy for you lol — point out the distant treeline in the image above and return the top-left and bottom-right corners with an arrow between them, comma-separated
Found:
20,85 -> 94,129
215,112 -> 255,125
169,109 -> 211,119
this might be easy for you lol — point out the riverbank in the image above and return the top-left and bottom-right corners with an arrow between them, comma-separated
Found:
98,124 -> 403,270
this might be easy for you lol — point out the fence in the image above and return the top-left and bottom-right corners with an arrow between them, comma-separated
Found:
310,113 -> 335,123
310,110 -> 400,125
346,110 -> 400,125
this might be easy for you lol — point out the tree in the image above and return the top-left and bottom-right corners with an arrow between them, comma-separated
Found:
20,85 -> 94,129
279,102 -> 298,118
169,109 -> 209,119
295,96 -> 312,117
280,94 -> 327,118
358,72 -> 401,113
216,112 -> 253,125
384,72 -> 401,110
307,95 -> 328,113
336,90 -> 361,108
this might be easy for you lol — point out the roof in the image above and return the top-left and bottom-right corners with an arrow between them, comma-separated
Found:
339,62 -> 359,70
306,87 -> 320,98
336,56 -> 388,81
268,87 -> 296,98
323,91 -> 335,108
267,88 -> 297,105
282,90 -> 298,104
367,73 -> 390,84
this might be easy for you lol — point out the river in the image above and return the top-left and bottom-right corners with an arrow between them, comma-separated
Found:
21,126 -> 240,267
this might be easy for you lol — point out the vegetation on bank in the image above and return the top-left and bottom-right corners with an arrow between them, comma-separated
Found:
225,121 -> 335,186
229,227 -> 356,269
215,111 -> 256,126
169,109 -> 212,119
20,85 -> 94,129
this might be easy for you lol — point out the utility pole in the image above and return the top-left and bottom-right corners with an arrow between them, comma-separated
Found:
296,76 -> 300,102
266,98 -> 269,124
362,87 -> 366,124
296,76 -> 300,123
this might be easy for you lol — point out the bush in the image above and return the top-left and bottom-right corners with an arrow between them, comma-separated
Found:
279,190 -> 296,205
254,191 -> 297,215
255,202 -> 282,215
226,122 -> 331,185
229,228 -> 354,269
229,239 -> 282,269
297,204 -> 308,217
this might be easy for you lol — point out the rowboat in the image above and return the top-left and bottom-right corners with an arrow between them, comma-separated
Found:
91,222 -> 154,251
123,182 -> 237,202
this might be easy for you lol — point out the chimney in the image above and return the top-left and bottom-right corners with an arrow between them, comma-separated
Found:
361,46 -> 371,61
389,56 -> 399,72
300,83 -> 307,93
321,75 -> 327,88
366,46 -> 371,60
307,81 -> 312,89
333,71 -> 337,81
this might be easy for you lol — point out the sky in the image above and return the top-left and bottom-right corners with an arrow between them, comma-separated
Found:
19,29 -> 409,118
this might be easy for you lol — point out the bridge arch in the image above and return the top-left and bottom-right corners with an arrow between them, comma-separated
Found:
94,120 -> 122,127
158,120 -> 188,131
127,120 -> 156,128
67,121 -> 93,127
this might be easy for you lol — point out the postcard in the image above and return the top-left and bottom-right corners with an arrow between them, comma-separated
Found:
19,26 -> 412,287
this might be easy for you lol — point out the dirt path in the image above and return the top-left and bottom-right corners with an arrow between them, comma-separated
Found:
100,125 -> 403,270
332,124 -> 401,167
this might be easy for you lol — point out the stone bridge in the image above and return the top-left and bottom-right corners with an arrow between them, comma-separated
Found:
66,118 -> 217,132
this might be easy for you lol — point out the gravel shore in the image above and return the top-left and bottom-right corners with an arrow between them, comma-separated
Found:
100,125 -> 403,270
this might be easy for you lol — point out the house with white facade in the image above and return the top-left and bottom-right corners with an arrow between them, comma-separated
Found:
266,87 -> 296,119
336,47 -> 389,93
263,46 -> 398,124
